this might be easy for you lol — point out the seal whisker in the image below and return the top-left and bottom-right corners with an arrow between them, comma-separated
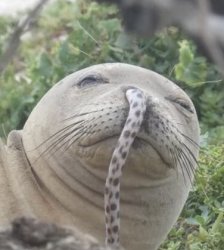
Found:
182,142 -> 198,166
181,145 -> 197,175
43,126 -> 87,157
181,143 -> 199,185
40,109 -> 117,159
181,133 -> 200,149
63,106 -> 127,122
59,115 -> 121,153
174,148 -> 187,185
36,114 -> 102,158
168,148 -> 179,179
35,123 -> 88,161
62,110 -> 103,121
177,147 -> 194,186
59,127 -> 91,154
49,118 -> 100,156
166,122 -> 199,150
169,148 -> 178,170
62,105 -> 124,122
29,120 -> 85,152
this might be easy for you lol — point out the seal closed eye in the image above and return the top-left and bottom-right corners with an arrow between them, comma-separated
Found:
77,73 -> 110,88
0,63 -> 200,250
165,95 -> 195,114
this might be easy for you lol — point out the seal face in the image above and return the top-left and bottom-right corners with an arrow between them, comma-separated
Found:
1,63 -> 200,250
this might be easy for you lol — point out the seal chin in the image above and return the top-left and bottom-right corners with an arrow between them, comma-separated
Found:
76,135 -> 171,178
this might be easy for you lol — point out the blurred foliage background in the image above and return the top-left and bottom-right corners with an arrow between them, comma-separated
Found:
0,0 -> 223,249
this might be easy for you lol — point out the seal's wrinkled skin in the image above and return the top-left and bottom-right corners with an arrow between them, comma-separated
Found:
0,63 -> 200,250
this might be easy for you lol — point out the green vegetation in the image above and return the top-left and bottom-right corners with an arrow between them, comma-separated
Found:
160,145 -> 224,250
0,0 -> 223,249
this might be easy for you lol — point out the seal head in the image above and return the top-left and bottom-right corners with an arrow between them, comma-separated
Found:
19,63 -> 199,250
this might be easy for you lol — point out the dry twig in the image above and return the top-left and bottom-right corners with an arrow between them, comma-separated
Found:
0,0 -> 49,74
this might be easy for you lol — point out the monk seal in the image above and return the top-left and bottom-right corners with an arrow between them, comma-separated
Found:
0,63 -> 200,250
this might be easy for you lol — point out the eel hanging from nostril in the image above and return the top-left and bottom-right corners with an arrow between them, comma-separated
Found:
104,88 -> 147,248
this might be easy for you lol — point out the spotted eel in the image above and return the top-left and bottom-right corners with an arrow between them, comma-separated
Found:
104,88 -> 146,248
